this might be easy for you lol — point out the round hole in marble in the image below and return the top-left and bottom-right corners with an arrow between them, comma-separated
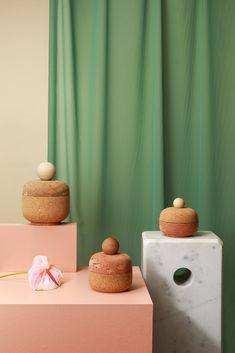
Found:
173,267 -> 192,286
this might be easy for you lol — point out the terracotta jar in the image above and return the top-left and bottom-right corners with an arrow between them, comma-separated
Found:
159,198 -> 198,237
89,237 -> 132,293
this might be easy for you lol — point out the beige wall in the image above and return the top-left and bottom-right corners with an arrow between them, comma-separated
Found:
0,0 -> 49,222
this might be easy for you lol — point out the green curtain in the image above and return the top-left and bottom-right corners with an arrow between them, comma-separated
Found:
48,1 -> 235,352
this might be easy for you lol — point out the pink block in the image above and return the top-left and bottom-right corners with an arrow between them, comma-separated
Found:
0,223 -> 77,272
0,267 -> 152,353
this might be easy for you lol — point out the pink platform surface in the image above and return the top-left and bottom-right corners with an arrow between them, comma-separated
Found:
0,223 -> 77,272
0,267 -> 153,353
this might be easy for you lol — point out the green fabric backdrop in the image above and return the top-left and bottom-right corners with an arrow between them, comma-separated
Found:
48,1 -> 235,351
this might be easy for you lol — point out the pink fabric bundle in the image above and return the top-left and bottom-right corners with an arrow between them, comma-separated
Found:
28,255 -> 63,290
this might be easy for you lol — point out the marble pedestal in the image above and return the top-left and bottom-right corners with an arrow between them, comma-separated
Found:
142,231 -> 223,353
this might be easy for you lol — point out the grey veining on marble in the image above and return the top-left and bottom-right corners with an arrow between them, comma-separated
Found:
142,231 -> 223,353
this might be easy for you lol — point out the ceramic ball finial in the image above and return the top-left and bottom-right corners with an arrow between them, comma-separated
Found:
37,162 -> 56,181
102,237 -> 119,255
173,197 -> 185,208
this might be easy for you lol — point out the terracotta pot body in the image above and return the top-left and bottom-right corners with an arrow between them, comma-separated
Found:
22,180 -> 69,224
159,207 -> 198,237
89,252 -> 132,293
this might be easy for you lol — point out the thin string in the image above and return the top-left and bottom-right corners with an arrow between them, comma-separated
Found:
0,272 -> 27,279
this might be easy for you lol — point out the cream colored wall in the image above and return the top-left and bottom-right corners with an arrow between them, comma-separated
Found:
0,0 -> 49,223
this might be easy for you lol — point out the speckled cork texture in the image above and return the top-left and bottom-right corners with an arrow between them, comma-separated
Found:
89,237 -> 133,293
23,180 -> 69,197
89,252 -> 132,292
22,180 -> 69,224
159,220 -> 198,237
89,252 -> 132,274
160,207 -> 198,224
159,198 -> 199,237
89,271 -> 132,293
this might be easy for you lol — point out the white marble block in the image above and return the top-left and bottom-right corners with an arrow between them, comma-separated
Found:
142,231 -> 223,353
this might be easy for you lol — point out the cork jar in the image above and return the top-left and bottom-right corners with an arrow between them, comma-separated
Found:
22,180 -> 69,224
89,238 -> 132,293
159,198 -> 199,237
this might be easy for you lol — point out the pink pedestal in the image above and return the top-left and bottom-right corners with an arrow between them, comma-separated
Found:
0,223 -> 77,272
0,267 -> 152,353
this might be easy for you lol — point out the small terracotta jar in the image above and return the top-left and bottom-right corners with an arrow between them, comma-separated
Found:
159,198 -> 198,237
89,237 -> 132,293
22,162 -> 69,224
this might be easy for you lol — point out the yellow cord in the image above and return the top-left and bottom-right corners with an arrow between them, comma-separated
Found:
0,272 -> 27,279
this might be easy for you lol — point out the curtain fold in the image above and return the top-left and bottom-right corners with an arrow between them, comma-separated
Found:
49,0 -> 164,265
49,1 -> 235,351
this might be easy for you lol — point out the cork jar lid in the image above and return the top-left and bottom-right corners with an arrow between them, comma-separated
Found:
89,238 -> 132,275
159,198 -> 198,224
23,180 -> 69,197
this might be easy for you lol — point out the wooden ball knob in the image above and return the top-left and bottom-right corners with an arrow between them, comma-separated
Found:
37,162 -> 56,181
102,237 -> 119,255
173,197 -> 185,208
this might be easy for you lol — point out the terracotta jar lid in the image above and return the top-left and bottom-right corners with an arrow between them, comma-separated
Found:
89,237 -> 132,293
159,198 -> 199,237
22,162 -> 70,225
